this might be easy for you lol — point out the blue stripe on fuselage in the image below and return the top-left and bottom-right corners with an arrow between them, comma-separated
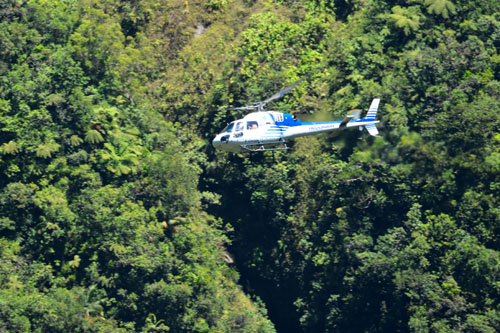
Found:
301,121 -> 341,125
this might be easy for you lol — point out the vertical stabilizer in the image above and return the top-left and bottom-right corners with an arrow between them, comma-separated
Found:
365,98 -> 380,120
364,99 -> 380,137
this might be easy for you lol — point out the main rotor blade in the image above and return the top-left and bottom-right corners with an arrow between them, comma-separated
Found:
225,105 -> 258,111
261,78 -> 305,107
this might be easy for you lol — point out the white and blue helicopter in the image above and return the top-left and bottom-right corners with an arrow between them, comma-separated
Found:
212,79 -> 381,152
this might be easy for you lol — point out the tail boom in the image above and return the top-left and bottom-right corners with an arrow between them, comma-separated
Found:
282,98 -> 381,139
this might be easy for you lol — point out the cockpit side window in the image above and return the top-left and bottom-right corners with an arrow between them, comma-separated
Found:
235,122 -> 245,132
247,121 -> 258,130
222,122 -> 234,133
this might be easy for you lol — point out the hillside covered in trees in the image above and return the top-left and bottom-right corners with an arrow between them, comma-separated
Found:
1,0 -> 499,332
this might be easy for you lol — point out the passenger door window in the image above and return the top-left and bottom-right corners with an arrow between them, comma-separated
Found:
247,121 -> 258,130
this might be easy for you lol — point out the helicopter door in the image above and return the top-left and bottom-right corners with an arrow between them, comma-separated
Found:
244,121 -> 260,142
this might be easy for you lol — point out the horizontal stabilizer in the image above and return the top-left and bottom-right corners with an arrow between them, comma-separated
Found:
365,124 -> 379,137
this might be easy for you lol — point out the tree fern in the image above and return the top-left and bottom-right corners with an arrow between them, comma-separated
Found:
2,141 -> 19,154
85,129 -> 104,144
425,0 -> 456,19
388,6 -> 421,36
70,135 -> 83,146
99,142 -> 140,176
35,143 -> 60,158
46,93 -> 65,106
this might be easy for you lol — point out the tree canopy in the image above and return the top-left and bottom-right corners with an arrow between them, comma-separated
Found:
1,0 -> 499,332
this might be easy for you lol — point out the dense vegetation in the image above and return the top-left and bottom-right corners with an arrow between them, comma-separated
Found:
1,0 -> 499,332
0,0 -> 275,331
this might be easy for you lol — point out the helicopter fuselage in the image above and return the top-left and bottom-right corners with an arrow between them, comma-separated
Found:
212,78 -> 380,152
212,109 -> 379,152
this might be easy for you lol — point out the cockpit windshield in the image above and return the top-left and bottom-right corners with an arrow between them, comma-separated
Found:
221,122 -> 235,133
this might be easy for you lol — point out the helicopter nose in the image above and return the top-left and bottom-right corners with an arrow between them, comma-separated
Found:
212,136 -> 221,149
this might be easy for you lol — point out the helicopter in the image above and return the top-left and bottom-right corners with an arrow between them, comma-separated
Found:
212,79 -> 381,152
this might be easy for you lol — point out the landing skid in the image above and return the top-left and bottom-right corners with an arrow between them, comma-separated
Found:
241,142 -> 291,152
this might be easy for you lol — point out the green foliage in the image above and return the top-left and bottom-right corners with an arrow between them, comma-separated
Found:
99,142 -> 140,176
199,1 -> 500,332
84,129 -> 104,144
1,141 -> 19,154
69,135 -> 83,146
35,142 -> 60,158
0,0 -> 275,331
387,6 -> 421,36
424,0 -> 457,19
2,0 -> 500,332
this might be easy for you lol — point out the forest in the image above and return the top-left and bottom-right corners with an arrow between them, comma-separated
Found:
0,0 -> 499,332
